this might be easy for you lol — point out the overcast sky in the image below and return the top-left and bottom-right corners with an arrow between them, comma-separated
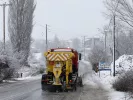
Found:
0,0 -> 107,40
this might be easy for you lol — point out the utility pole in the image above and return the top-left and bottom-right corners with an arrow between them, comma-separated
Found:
46,24 -> 48,51
104,31 -> 107,52
83,36 -> 86,60
113,15 -> 116,77
0,2 -> 11,50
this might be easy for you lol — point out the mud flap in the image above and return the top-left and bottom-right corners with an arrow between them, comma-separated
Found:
41,84 -> 57,92
78,77 -> 83,87
62,81 -> 68,92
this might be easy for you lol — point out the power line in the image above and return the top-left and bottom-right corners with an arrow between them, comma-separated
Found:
46,24 -> 48,51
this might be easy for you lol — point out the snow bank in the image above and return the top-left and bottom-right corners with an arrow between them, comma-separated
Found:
111,55 -> 133,75
78,60 -> 92,77
17,67 -> 31,77
18,52 -> 46,78
15,74 -> 41,81
80,60 -> 133,100
17,52 -> 45,78
79,60 -> 103,88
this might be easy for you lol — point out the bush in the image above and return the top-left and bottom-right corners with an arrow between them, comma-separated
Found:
39,67 -> 45,74
0,54 -> 20,81
92,63 -> 99,73
0,68 -> 14,82
113,70 -> 133,92
3,68 -> 15,79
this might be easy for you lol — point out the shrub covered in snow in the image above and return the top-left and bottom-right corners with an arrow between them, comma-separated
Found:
0,54 -> 21,81
113,70 -> 133,92
112,55 -> 133,94
112,55 -> 133,75
0,42 -> 21,80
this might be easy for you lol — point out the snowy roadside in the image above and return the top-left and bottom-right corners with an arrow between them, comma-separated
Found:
92,72 -> 132,100
1,74 -> 42,84
14,74 -> 41,81
80,60 -> 133,100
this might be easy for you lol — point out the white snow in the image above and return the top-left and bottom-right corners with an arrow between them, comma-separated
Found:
14,74 -> 41,81
17,52 -> 45,78
109,91 -> 130,100
111,54 -> 133,75
78,60 -> 92,77
80,59 -> 133,100
10,54 -> 133,99
2,80 -> 16,83
34,53 -> 42,60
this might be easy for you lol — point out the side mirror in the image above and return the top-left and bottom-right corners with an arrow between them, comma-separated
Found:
79,53 -> 82,60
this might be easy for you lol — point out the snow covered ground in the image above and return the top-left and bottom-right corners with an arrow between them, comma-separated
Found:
14,74 -> 41,81
16,52 -> 45,78
111,55 -> 133,75
7,55 -> 133,100
2,74 -> 42,84
80,59 -> 133,100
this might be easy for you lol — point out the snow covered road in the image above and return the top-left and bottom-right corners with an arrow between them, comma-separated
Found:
0,79 -> 108,100
0,61 -> 109,100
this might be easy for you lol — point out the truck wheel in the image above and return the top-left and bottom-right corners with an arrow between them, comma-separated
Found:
41,84 -> 47,91
73,82 -> 77,91
74,84 -> 77,91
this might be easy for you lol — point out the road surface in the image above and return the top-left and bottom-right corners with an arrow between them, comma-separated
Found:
0,78 -> 108,100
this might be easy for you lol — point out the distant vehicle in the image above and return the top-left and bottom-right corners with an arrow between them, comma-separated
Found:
41,48 -> 82,92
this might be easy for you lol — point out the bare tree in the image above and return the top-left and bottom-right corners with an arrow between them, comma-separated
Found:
104,0 -> 133,28
88,43 -> 109,71
8,0 -> 36,66
103,0 -> 133,58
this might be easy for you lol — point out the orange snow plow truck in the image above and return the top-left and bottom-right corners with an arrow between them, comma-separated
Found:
41,48 -> 82,92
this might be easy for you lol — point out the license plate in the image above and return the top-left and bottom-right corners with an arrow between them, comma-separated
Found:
56,64 -> 61,67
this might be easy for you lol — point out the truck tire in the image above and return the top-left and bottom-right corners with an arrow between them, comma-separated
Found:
41,83 -> 48,91
74,83 -> 77,91
41,84 -> 46,91
73,79 -> 77,91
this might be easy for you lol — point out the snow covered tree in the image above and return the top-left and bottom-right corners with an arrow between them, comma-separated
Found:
115,32 -> 133,56
103,0 -> 133,59
88,43 -> 109,72
0,41 -> 21,81
8,0 -> 36,66
104,0 -> 133,28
